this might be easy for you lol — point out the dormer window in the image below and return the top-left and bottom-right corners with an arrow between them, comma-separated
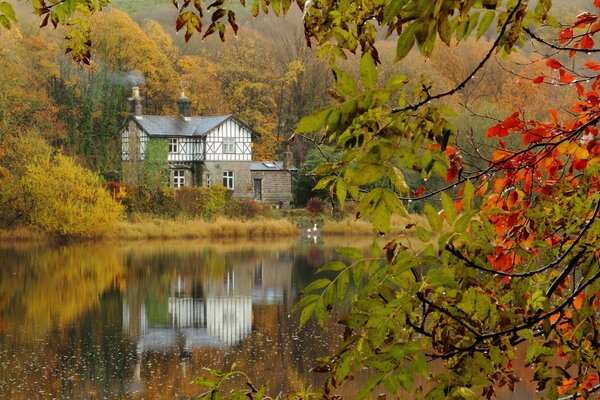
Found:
169,138 -> 178,153
222,138 -> 235,154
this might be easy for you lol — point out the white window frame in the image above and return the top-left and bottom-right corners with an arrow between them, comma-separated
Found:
206,173 -> 211,187
222,171 -> 234,190
169,138 -> 178,154
173,169 -> 185,188
222,137 -> 235,154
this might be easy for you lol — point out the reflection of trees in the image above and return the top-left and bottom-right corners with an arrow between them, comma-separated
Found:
0,241 -> 346,399
0,243 -> 127,400
0,243 -> 124,341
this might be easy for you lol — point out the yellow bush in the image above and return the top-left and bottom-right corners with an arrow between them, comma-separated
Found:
22,154 -> 123,238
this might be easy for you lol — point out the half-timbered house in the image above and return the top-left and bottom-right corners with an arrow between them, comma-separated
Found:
121,87 -> 294,206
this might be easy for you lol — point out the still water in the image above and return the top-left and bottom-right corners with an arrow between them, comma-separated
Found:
0,239 -> 352,400
0,239 -> 541,400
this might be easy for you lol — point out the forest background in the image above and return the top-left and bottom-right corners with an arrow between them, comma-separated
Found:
0,0 -> 590,210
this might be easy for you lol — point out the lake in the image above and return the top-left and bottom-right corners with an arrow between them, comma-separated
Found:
0,238 -> 541,399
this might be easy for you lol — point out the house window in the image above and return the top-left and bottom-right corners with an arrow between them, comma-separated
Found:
169,138 -> 178,153
222,171 -> 234,190
222,137 -> 235,154
173,170 -> 185,188
206,173 -> 211,187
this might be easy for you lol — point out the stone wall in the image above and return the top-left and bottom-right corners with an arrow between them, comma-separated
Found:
203,161 -> 254,199
251,170 -> 293,206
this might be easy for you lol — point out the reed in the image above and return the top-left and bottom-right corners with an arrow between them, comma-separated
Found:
0,226 -> 48,241
113,216 -> 299,240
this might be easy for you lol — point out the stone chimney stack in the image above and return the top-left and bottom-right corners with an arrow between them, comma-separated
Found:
176,89 -> 192,119
129,86 -> 143,116
283,142 -> 294,169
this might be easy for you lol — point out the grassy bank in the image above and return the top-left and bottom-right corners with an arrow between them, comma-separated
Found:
113,216 -> 299,240
0,213 -> 431,242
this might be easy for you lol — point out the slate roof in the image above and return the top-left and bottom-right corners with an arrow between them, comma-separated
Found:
133,115 -> 232,137
251,161 -> 296,171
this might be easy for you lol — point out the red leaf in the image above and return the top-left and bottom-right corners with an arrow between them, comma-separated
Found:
596,0 -> 600,7
546,58 -> 563,69
572,158 -> 588,170
581,34 -> 595,50
533,76 -> 544,84
413,186 -> 426,197
446,166 -> 458,183
487,124 -> 503,138
559,28 -> 573,44
585,61 -> 600,71
559,69 -> 575,84
576,82 -> 585,97
550,109 -> 559,123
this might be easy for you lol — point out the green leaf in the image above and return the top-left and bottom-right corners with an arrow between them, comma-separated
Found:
395,22 -> 418,61
311,162 -> 341,175
0,2 -> 16,21
477,10 -> 496,39
372,199 -> 390,233
415,226 -> 431,242
424,203 -> 443,232
303,278 -> 332,294
382,188 -> 408,217
387,74 -> 408,90
360,53 -> 377,89
333,67 -> 358,97
390,167 -> 410,194
318,261 -> 347,273
463,180 -> 475,211
337,270 -> 350,300
455,387 -> 480,400
194,376 -> 218,388
454,210 -> 477,233
441,192 -> 456,224
299,302 -> 317,328
336,178 -> 347,208
0,14 -> 10,29
296,107 -> 332,133
350,164 -> 387,186
337,247 -> 363,260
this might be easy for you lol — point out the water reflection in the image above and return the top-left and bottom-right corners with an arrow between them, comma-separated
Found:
0,240 -> 342,399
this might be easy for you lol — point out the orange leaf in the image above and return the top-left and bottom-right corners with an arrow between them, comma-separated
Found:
546,58 -> 563,69
596,0 -> 600,8
533,75 -> 544,84
550,109 -> 559,123
557,377 -> 576,396
573,292 -> 586,310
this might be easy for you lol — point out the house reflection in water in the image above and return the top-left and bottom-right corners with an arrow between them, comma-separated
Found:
122,253 -> 293,355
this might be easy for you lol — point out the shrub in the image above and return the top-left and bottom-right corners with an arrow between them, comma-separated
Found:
224,199 -> 271,220
306,197 -> 324,216
22,154 -> 123,238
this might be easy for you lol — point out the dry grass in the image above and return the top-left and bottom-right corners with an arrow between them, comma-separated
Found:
112,216 -> 299,241
320,214 -> 430,236
0,226 -> 48,241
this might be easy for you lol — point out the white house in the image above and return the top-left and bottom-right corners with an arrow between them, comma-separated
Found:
121,87 -> 294,206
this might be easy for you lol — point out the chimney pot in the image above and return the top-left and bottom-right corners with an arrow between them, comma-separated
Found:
129,86 -> 143,116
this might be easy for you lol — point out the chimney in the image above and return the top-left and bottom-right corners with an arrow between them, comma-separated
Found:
129,86 -> 143,116
176,89 -> 192,119
283,142 -> 294,169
